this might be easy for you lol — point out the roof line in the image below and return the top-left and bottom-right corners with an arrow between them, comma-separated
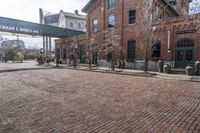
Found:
82,0 -> 95,13
82,0 -> 179,16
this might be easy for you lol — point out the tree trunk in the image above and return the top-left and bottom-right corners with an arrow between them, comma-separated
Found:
111,51 -> 115,71
89,57 -> 92,70
111,60 -> 115,71
144,44 -> 148,73
144,58 -> 148,73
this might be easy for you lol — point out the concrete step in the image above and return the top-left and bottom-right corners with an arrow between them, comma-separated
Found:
171,69 -> 186,75
78,63 -> 97,67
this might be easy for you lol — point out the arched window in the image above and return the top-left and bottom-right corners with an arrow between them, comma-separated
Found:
151,41 -> 161,59
177,38 -> 194,48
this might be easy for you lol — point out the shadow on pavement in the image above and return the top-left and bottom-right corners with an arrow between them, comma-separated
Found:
0,67 -> 55,73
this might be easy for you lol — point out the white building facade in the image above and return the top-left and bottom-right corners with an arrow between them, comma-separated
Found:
58,10 -> 86,32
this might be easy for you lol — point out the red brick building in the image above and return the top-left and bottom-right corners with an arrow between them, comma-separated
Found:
55,0 -> 200,70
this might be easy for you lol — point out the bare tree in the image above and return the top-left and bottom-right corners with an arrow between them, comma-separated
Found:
138,0 -> 174,72
137,0 -> 158,72
0,44 -> 21,62
102,29 -> 121,71
85,35 -> 96,69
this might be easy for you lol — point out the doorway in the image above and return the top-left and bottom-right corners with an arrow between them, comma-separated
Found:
175,39 -> 195,68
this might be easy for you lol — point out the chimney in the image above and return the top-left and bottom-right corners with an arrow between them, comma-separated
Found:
75,10 -> 79,15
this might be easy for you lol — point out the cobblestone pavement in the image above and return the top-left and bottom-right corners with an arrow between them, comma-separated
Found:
0,68 -> 199,133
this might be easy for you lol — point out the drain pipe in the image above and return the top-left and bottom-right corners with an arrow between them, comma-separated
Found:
121,0 -> 124,61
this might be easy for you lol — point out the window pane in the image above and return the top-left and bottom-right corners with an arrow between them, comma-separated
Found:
93,19 -> 98,32
108,0 -> 115,9
185,50 -> 193,61
127,40 -> 135,60
108,15 -> 115,28
129,10 -> 136,24
177,50 -> 184,61
70,23 -> 73,28
78,23 -> 81,29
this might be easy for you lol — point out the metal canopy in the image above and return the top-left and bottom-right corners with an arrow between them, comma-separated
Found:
0,16 -> 85,38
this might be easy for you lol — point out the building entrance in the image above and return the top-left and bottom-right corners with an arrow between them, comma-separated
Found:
175,39 -> 195,68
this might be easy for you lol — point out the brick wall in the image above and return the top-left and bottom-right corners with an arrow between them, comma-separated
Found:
55,0 -> 199,69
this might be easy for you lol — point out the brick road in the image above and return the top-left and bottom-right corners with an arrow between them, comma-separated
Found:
0,68 -> 199,133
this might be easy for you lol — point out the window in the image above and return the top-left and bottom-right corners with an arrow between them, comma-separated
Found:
78,23 -> 81,29
129,9 -> 136,24
108,15 -> 116,28
108,0 -> 115,9
93,19 -> 98,32
70,22 -> 73,28
107,44 -> 113,61
127,40 -> 136,60
177,39 -> 194,48
151,41 -> 161,59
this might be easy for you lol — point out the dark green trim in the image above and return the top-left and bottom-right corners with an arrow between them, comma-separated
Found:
0,16 -> 85,38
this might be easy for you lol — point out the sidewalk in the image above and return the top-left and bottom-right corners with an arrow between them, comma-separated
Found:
0,61 -> 199,82
54,63 -> 200,82
0,61 -> 53,73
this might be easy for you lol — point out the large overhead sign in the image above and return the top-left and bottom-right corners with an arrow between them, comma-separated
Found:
0,25 -> 40,35
0,16 -> 85,38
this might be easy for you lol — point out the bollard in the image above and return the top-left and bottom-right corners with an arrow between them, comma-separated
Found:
163,64 -> 171,74
186,66 -> 194,76
158,60 -> 164,73
194,61 -> 200,76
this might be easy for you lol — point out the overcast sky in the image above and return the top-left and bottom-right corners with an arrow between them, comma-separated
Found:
0,0 -> 199,48
0,0 -> 89,23
0,0 -> 89,48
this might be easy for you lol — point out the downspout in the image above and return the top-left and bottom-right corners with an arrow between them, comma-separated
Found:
121,0 -> 124,60
88,13 -> 91,39
103,0 -> 106,60
171,25 -> 175,68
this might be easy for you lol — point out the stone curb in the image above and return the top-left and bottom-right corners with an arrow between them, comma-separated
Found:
0,65 -> 199,82
54,66 -> 200,82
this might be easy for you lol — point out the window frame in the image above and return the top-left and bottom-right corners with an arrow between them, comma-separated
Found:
78,23 -> 81,29
93,19 -> 98,32
70,22 -> 73,28
108,14 -> 116,28
151,41 -> 161,60
108,0 -> 116,9
129,9 -> 136,24
127,40 -> 136,61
